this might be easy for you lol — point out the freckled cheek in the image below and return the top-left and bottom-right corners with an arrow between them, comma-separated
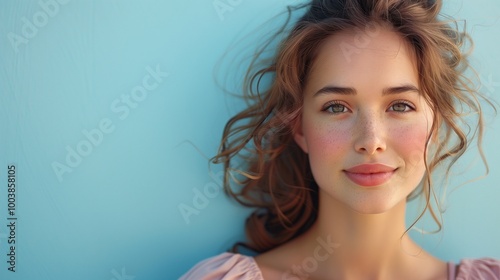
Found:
303,120 -> 352,157
391,123 -> 430,166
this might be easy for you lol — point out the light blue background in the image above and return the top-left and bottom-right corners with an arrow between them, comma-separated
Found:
0,1 -> 499,279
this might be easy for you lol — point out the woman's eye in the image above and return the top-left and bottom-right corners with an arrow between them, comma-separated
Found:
389,102 -> 414,112
323,103 -> 348,114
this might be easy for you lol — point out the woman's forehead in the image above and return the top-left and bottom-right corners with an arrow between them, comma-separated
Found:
304,27 -> 419,95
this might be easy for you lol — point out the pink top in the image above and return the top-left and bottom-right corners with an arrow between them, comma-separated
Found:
180,252 -> 500,280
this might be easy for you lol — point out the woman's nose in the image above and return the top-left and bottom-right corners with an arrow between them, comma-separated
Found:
353,113 -> 387,155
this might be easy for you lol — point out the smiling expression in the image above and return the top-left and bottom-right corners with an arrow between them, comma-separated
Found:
293,27 -> 434,214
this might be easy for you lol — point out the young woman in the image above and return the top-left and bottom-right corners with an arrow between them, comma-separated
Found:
181,0 -> 500,279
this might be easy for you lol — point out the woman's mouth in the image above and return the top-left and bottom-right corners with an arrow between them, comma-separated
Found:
343,163 -> 397,187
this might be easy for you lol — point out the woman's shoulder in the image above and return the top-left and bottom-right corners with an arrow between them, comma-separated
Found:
179,252 -> 264,280
179,253 -> 500,280
454,258 -> 500,279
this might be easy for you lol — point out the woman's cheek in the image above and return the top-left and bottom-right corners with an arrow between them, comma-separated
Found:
305,120 -> 351,160
391,122 -> 429,169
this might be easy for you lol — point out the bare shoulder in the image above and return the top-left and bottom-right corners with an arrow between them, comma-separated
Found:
254,245 -> 293,279
410,252 -> 448,280
427,259 -> 448,280
254,250 -> 291,279
253,239 -> 307,279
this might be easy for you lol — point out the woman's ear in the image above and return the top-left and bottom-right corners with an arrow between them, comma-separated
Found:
292,118 -> 309,154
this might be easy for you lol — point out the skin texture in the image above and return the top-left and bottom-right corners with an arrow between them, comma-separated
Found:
254,27 -> 447,280
295,26 -> 434,215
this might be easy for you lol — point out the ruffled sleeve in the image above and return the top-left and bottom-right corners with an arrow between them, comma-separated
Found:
456,258 -> 500,280
179,252 -> 264,280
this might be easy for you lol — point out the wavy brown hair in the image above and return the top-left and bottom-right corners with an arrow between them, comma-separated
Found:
211,0 -> 493,254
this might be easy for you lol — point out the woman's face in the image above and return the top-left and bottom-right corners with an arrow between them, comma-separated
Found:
294,27 -> 434,214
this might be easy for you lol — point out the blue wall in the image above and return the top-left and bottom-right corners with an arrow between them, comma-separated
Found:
0,1 -> 499,279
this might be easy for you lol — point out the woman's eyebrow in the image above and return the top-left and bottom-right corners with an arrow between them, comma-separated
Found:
313,84 -> 420,97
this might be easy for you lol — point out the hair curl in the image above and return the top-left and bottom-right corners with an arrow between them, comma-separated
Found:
211,0 -> 494,254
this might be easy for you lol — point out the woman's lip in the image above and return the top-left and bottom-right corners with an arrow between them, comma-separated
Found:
343,164 -> 397,187
343,170 -> 395,187
344,163 -> 396,173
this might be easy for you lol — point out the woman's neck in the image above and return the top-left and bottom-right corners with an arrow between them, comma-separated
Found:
287,190 -> 441,279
